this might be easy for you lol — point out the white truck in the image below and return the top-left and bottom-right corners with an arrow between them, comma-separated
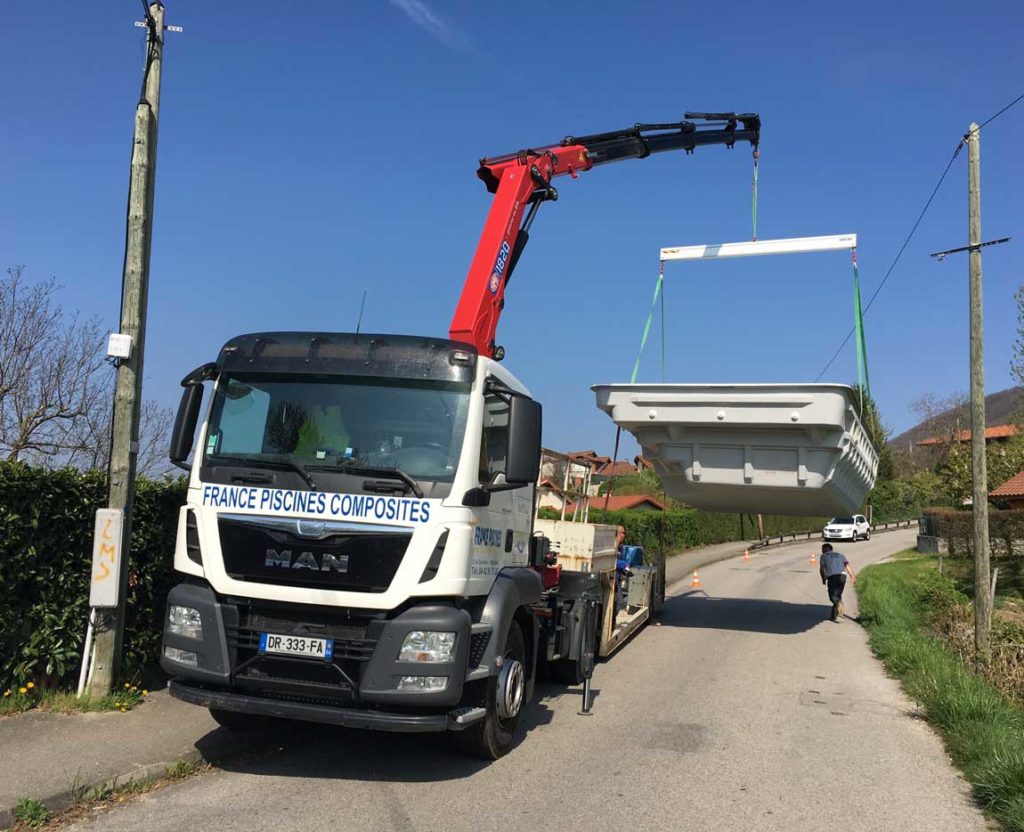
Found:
160,114 -> 759,758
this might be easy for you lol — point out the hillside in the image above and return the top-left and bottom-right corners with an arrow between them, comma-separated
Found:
889,386 -> 1023,449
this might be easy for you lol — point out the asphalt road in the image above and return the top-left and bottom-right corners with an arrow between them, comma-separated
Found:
66,529 -> 989,832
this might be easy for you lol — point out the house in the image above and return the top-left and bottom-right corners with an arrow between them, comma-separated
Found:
567,450 -> 652,478
536,477 -> 570,512
989,471 -> 1024,509
565,493 -> 666,514
917,424 -> 1019,447
599,459 -> 641,478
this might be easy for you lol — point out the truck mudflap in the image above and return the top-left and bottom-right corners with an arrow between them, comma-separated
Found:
169,679 -> 486,733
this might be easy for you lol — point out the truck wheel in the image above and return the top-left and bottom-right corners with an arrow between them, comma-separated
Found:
208,708 -> 274,732
454,622 -> 526,760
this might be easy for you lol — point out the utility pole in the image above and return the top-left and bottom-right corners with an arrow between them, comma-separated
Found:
966,123 -> 992,665
928,125 -> 1011,664
88,2 -> 165,697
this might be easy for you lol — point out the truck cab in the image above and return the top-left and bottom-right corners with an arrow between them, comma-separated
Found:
161,331 -> 548,758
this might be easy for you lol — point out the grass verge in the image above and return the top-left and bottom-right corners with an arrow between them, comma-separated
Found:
1,684 -> 148,718
8,759 -> 210,830
858,554 -> 1024,831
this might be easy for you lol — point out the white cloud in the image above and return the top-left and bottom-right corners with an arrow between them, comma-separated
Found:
389,0 -> 467,52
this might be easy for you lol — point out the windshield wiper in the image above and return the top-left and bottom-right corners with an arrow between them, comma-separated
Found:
207,454 -> 318,491
334,462 -> 424,498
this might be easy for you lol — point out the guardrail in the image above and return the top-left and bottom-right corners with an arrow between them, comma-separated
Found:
751,518 -> 918,549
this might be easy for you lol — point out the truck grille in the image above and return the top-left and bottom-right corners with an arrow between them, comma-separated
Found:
468,631 -> 491,667
218,514 -> 412,592
225,605 -> 379,702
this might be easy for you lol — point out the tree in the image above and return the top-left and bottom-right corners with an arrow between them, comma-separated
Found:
899,390 -> 971,476
0,267 -> 174,477
1012,286 -> 1024,391
940,434 -> 1024,507
63,398 -> 175,479
0,266 -> 106,462
851,384 -> 895,481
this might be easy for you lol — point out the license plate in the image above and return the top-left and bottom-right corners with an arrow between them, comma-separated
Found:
259,632 -> 334,661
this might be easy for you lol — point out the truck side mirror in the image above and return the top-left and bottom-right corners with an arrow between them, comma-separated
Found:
504,396 -> 541,485
169,384 -> 204,470
169,362 -> 217,470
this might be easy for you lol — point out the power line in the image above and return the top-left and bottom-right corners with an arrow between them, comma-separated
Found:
814,91 -> 1023,382
976,91 -> 1024,131
814,145 -> 961,381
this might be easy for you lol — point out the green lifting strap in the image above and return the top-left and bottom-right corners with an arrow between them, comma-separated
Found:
630,262 -> 666,383
751,149 -> 760,241
852,248 -> 871,400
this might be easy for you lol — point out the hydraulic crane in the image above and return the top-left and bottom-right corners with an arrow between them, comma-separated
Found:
450,112 -> 761,359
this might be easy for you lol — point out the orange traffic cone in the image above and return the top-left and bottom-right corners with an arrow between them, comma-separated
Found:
743,549 -> 750,561
810,552 -> 817,565
691,570 -> 702,588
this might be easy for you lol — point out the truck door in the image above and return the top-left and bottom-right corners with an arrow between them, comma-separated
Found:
472,391 -> 531,580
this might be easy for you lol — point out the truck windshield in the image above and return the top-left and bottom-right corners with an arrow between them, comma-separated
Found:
203,373 -> 471,491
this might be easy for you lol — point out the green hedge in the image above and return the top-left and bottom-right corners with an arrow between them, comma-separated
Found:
922,507 -> 1024,558
0,462 -> 184,691
538,506 -> 827,555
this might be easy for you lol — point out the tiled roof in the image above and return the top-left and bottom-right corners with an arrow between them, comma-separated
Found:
566,494 -> 666,513
598,460 -> 639,477
918,424 -> 1018,446
990,470 -> 1024,498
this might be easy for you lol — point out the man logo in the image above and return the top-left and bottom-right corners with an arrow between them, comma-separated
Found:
265,549 -> 349,573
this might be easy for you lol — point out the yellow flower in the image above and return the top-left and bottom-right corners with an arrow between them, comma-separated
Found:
3,690 -> 10,697
123,683 -> 130,689
18,687 -> 27,694
142,690 -> 148,696
26,682 -> 34,689
119,707 -> 127,713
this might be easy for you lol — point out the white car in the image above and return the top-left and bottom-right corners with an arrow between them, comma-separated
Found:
822,514 -> 870,542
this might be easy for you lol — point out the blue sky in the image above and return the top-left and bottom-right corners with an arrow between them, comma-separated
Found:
2,0 -> 1022,459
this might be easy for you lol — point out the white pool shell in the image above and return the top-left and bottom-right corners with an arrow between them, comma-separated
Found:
593,383 -> 879,517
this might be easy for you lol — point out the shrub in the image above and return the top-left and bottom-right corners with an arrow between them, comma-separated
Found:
923,507 -> 1024,558
0,462 -> 184,691
537,505 -> 825,556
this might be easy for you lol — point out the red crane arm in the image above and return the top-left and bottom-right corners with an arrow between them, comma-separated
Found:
448,113 -> 761,359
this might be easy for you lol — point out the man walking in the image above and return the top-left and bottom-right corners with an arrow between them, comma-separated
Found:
819,543 -> 856,622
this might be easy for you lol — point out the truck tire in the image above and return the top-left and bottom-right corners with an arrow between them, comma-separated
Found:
454,622 -> 526,760
208,708 -> 274,732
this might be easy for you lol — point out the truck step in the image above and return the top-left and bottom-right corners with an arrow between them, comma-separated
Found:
449,706 -> 486,727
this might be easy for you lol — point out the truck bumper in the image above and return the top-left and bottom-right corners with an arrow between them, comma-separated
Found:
169,679 -> 483,733
160,581 -> 480,719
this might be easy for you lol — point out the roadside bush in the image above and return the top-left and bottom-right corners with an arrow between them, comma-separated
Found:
869,473 -> 943,523
537,506 -> 826,556
923,507 -> 1024,558
0,462 -> 184,691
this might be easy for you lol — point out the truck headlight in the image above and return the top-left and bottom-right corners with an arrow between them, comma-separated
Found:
398,631 -> 456,663
167,605 -> 203,639
398,675 -> 448,691
163,646 -> 198,667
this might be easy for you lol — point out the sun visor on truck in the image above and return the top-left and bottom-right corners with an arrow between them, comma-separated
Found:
216,332 -> 478,384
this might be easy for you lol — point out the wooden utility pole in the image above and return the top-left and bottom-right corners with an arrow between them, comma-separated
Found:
88,2 -> 164,697
966,123 -> 992,664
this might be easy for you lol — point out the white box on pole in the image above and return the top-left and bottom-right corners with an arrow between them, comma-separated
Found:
90,509 -> 124,608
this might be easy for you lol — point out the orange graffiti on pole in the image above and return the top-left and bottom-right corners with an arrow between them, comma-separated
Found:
90,509 -> 124,608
